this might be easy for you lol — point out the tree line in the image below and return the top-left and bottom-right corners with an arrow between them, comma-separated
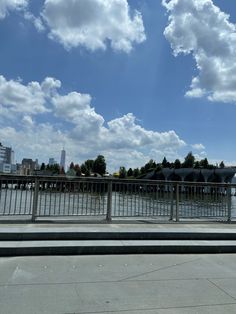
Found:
39,152 -> 226,178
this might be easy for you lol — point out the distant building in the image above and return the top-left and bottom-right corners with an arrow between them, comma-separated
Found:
0,142 -> 15,173
20,158 -> 37,175
49,158 -> 56,166
0,142 -> 14,164
35,159 -> 39,170
0,163 -> 11,174
60,149 -> 66,170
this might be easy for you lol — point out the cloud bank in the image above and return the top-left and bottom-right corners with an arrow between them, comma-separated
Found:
0,75 -> 186,170
163,0 -> 236,103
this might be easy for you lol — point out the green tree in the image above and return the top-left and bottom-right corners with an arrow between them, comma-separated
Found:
119,166 -> 127,179
140,166 -> 145,175
133,168 -> 140,177
155,163 -> 162,172
174,159 -> 181,169
85,159 -> 94,173
220,161 -> 225,168
74,164 -> 81,176
40,163 -> 45,170
93,155 -> 106,175
47,163 -> 60,174
144,159 -> 156,172
81,163 -> 90,176
162,157 -> 168,168
60,167 -> 65,175
69,162 -> 75,169
183,152 -> 195,168
53,164 -> 60,174
199,158 -> 209,169
127,168 -> 133,177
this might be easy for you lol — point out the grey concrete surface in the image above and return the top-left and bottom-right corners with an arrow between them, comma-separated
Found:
2,222 -> 236,255
1,222 -> 236,234
1,254 -> 236,313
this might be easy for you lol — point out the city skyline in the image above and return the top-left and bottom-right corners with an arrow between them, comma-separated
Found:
0,1 -> 236,172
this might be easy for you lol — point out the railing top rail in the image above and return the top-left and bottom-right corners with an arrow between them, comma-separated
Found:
0,174 -> 236,188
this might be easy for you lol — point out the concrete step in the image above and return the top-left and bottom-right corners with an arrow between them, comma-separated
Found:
1,230 -> 236,241
1,240 -> 236,256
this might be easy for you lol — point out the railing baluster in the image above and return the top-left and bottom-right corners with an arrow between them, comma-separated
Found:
227,184 -> 232,222
32,178 -> 39,222
170,184 -> 174,221
106,180 -> 112,222
176,183 -> 179,222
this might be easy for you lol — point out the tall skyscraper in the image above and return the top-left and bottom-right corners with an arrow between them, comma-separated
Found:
60,149 -> 66,170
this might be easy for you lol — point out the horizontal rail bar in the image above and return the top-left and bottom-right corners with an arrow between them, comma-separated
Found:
1,174 -> 236,187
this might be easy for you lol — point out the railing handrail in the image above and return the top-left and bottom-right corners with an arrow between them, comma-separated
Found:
0,174 -> 235,188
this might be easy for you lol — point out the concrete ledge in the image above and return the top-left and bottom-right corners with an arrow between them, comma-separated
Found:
1,240 -> 236,256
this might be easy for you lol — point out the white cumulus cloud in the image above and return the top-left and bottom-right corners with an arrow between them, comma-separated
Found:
105,113 -> 185,150
192,143 -> 205,150
0,76 -> 61,117
163,0 -> 236,103
24,11 -> 45,32
41,0 -> 146,52
0,0 -> 28,19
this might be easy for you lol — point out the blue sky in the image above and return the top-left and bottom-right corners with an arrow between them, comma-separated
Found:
0,0 -> 236,171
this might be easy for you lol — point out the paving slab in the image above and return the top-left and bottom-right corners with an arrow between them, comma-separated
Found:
82,305 -> 236,314
0,254 -> 236,313
209,278 -> 236,299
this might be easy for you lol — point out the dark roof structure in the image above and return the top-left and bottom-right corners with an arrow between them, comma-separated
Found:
141,168 -> 236,183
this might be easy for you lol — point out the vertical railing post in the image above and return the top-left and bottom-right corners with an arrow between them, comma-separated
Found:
227,184 -> 232,223
176,183 -> 179,222
170,184 -> 174,221
106,179 -> 112,222
32,178 -> 39,222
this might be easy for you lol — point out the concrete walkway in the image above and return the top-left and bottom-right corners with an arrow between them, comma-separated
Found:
1,223 -> 236,312
1,254 -> 236,313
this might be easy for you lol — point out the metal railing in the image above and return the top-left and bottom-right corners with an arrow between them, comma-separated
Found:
0,174 -> 235,222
